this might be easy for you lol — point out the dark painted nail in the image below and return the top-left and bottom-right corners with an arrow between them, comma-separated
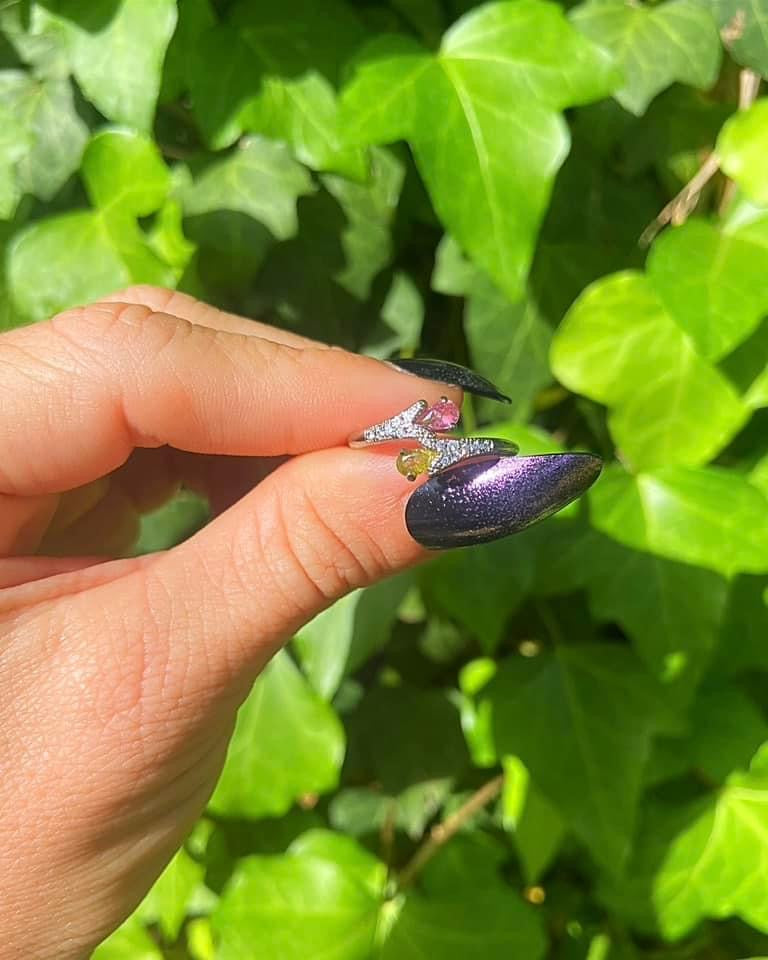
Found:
387,357 -> 511,403
405,453 -> 602,549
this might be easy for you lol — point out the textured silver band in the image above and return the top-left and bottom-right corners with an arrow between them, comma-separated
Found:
348,400 -> 519,476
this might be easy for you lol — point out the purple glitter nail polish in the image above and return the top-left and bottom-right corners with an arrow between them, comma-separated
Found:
405,453 -> 602,549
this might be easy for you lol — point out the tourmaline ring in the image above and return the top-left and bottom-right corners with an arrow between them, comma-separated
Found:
348,397 -> 519,481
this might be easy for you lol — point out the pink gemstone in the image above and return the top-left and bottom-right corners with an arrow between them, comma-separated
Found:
414,398 -> 460,431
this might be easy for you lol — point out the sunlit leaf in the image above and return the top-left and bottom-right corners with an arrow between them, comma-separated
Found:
211,836 -> 383,960
718,99 -> 768,207
0,70 -> 86,217
570,0 -> 721,115
552,270 -> 748,468
590,465 -> 768,577
341,0 -> 619,300
48,0 -> 178,131
208,652 -> 345,818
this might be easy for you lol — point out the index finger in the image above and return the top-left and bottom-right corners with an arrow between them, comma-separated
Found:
0,301 -> 463,497
98,285 -> 326,347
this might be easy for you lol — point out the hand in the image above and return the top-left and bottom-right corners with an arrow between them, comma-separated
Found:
0,287 -> 461,959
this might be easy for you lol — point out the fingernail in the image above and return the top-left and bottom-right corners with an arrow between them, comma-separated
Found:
405,453 -> 602,549
386,357 -> 511,403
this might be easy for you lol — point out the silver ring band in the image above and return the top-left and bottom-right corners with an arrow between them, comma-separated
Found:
348,399 -> 518,480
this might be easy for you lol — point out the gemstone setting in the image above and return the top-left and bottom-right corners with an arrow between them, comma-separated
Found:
414,397 -> 460,431
396,448 -> 439,481
349,398 -> 519,479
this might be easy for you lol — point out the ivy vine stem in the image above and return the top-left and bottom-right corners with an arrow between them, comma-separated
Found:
640,67 -> 762,246
397,774 -> 505,889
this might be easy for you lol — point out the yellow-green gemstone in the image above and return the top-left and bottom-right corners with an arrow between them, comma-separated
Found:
396,448 -> 438,481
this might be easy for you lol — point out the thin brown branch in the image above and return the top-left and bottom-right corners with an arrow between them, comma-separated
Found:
380,799 -> 397,872
640,152 -> 720,247
719,68 -> 762,214
158,143 -> 197,161
739,67 -> 762,106
643,67 -> 764,245
397,775 -> 504,889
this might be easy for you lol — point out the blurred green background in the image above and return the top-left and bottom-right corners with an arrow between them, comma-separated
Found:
3,0 -> 768,957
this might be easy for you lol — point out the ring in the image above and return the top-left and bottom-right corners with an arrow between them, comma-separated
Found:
348,397 -> 519,481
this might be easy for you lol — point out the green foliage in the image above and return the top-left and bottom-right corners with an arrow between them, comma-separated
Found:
340,0 -> 618,301
2,1 -> 768,957
208,651 -> 345,819
570,0 -> 722,115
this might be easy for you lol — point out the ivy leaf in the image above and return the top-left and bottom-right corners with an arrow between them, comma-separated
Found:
538,521 -> 730,691
712,575 -> 768,677
685,687 -> 768,783
488,644 -> 667,871
211,828 -> 544,960
570,0 -> 721,116
323,146 -> 405,301
708,0 -> 768,76
187,24 -> 258,151
383,834 -> 546,959
0,73 -> 33,219
0,70 -> 87,217
432,233 -> 482,298
590,464 -> 768,577
81,128 -> 171,218
341,0 -> 619,301
345,686 -> 470,794
208,651 -> 345,818
287,830 -> 387,895
646,217 -> 768,361
211,834 -> 383,960
421,538 -> 534,654
629,753 -> 768,939
294,573 -> 412,700
747,366 -> 768,410
8,129 -> 173,321
180,137 -> 314,265
458,657 -> 499,768
9,211 -> 137,320
617,86 -> 732,179
0,246 -> 21,332
137,845 -> 207,943
551,270 -> 747,468
47,0 -> 178,131
253,190 -> 365,345
465,286 -> 552,422
718,100 -> 768,207
502,755 -> 565,883
228,0 -> 364,79
0,3 -> 71,76
132,491 -> 209,556
91,915 -> 163,960
240,72 -> 367,181
433,236 -> 552,422
161,0 -> 216,102
583,535 -> 728,692
190,0 -> 365,177
368,271 -> 424,357
381,887 -> 547,960
330,780 -> 452,841
646,686 -> 768,790
751,453 -> 768,496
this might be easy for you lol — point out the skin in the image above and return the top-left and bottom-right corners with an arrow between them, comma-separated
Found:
0,287 -> 461,959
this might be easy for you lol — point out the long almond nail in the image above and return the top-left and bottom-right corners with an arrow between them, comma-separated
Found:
387,358 -> 511,403
405,453 -> 602,549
